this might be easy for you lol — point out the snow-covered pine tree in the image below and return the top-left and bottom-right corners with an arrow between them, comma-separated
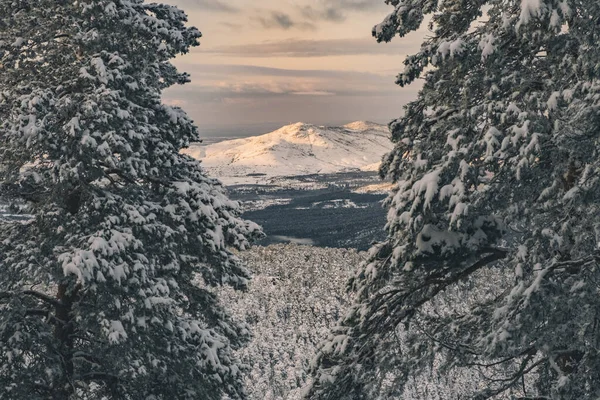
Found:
309,1 -> 600,399
0,1 -> 261,398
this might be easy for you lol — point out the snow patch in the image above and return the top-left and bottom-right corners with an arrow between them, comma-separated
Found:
517,0 -> 544,30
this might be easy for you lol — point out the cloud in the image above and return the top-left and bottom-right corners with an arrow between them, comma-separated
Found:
173,63 -> 394,81
299,5 -> 345,22
293,91 -> 336,96
254,11 -> 316,30
163,98 -> 187,107
298,0 -> 388,23
220,21 -> 243,29
204,37 -> 414,57
164,64 -> 410,103
209,81 -> 339,97
162,85 -> 418,134
328,0 -> 385,11
171,0 -> 239,13
159,0 -> 417,131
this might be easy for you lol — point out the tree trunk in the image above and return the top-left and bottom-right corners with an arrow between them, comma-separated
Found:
54,282 -> 78,398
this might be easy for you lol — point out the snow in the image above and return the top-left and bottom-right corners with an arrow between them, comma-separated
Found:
182,121 -> 392,185
416,224 -> 461,254
515,264 -> 524,278
484,127 -> 501,158
299,199 -> 369,210
510,120 -> 530,147
479,34 -> 495,60
438,39 -> 465,59
10,36 -> 24,47
547,91 -> 560,110
90,57 -> 109,84
239,198 -> 293,212
0,1 -> 255,397
270,235 -> 315,246
563,88 -> 574,102
550,9 -> 561,27
107,320 -> 127,344
450,202 -> 468,225
558,1 -> 571,17
218,244 -> 361,399
438,41 -> 450,58
506,102 -> 521,114
412,168 -> 442,210
353,182 -> 394,194
517,0 -> 544,30
360,162 -> 383,172
343,121 -> 385,131
66,117 -> 80,136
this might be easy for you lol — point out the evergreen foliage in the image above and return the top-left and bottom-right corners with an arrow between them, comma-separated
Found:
0,1 -> 261,398
219,244 -> 361,400
309,1 -> 600,399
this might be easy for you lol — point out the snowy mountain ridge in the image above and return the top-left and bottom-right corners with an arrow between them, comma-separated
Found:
182,121 -> 393,185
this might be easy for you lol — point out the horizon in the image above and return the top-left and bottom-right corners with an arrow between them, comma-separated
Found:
160,0 -> 425,137
192,117 -> 393,140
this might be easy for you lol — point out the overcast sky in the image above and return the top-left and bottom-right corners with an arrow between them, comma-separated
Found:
161,0 -> 426,137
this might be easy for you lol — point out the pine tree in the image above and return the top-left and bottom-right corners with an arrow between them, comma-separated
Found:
309,1 -> 600,399
0,1 -> 261,398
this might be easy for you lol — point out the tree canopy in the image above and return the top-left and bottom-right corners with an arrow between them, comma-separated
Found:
309,1 -> 600,399
219,244 -> 360,400
0,1 -> 260,398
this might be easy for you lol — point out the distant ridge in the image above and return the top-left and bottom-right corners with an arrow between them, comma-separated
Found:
182,121 -> 393,185
343,121 -> 387,131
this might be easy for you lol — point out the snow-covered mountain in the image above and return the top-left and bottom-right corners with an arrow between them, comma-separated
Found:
182,121 -> 392,185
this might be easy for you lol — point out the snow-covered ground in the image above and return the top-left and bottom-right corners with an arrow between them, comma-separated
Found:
294,199 -> 369,210
238,198 -> 293,212
352,182 -> 395,194
182,121 -> 393,186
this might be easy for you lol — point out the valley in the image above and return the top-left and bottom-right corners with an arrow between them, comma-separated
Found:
228,171 -> 389,250
189,122 -> 395,250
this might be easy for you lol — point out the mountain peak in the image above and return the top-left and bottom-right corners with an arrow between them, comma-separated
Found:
281,122 -> 307,130
343,121 -> 387,131
183,121 -> 393,185
273,122 -> 314,137
274,121 -> 387,136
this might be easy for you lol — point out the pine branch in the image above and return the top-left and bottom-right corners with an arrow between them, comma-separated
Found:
77,372 -> 120,383
25,308 -> 50,317
23,290 -> 63,308
71,351 -> 102,367
0,290 -> 63,308
23,308 -> 65,327
101,164 -> 170,187
477,357 -> 547,399
101,165 -> 138,185
368,247 -> 508,329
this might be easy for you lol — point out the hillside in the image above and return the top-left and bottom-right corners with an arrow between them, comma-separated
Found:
182,121 -> 392,185
218,244 -> 362,400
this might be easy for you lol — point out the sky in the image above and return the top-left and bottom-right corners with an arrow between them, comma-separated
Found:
161,0 -> 427,137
